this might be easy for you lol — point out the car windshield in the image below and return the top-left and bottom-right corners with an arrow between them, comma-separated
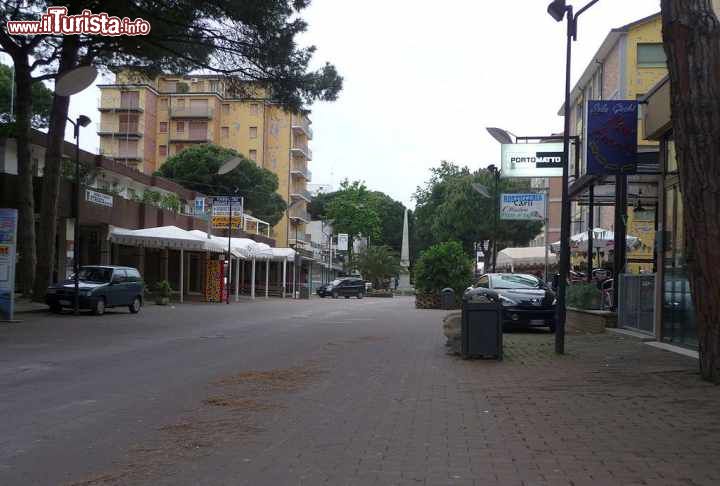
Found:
331,279 -> 343,286
492,274 -> 540,289
75,267 -> 113,283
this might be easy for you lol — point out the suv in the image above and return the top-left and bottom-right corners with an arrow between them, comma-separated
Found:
45,266 -> 145,315
324,277 -> 366,299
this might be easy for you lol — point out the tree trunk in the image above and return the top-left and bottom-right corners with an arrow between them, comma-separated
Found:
13,57 -> 36,297
661,0 -> 720,381
33,38 -> 79,300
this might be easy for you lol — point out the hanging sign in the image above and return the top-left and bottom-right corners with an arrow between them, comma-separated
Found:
501,143 -> 564,178
85,189 -> 113,208
0,208 -> 18,321
587,100 -> 638,174
500,193 -> 546,221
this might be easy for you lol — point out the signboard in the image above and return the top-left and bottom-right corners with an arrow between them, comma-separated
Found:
501,143 -> 564,178
500,193 -> 546,221
194,197 -> 205,216
337,233 -> 349,251
211,196 -> 244,229
85,189 -> 113,208
0,208 -> 18,321
587,100 -> 638,174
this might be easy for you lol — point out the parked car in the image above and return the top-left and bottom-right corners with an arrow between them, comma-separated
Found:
470,273 -> 557,331
319,277 -> 366,299
45,265 -> 145,315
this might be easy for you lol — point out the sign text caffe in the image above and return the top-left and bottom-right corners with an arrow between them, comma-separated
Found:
500,142 -> 564,178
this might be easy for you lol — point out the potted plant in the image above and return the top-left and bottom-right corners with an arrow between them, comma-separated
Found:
154,280 -> 172,305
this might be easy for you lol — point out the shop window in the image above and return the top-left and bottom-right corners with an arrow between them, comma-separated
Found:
637,43 -> 667,68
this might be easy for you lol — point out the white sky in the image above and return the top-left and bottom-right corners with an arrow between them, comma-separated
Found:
7,0 -> 662,208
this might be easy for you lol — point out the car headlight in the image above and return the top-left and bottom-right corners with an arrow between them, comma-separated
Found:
79,290 -> 92,297
499,295 -> 517,306
552,298 -> 558,305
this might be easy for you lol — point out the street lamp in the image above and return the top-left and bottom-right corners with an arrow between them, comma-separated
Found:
547,0 -> 599,354
217,156 -> 243,305
486,127 -> 517,145
56,65 -> 98,315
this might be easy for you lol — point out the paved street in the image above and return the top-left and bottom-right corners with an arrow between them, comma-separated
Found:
1,297 -> 720,486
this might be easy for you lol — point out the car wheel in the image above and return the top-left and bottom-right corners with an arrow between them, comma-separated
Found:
332,291 -> 339,299
49,304 -> 62,314
344,295 -> 350,299
93,297 -> 105,316
129,296 -> 141,314
357,292 -> 364,299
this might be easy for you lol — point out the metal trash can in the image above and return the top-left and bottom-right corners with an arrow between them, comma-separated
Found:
461,288 -> 503,360
441,288 -> 455,310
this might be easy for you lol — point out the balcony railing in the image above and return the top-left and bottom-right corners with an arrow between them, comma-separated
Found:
290,144 -> 312,161
289,207 -> 310,223
169,106 -> 214,118
169,131 -> 210,143
291,114 -> 313,139
98,99 -> 143,112
290,164 -> 312,181
290,187 -> 313,202
97,123 -> 142,138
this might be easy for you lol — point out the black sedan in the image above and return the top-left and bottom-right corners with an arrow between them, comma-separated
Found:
471,273 -> 557,331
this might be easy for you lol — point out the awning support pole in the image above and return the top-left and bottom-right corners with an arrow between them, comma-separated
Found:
179,248 -> 184,304
251,257 -> 256,300
235,257 -> 240,302
282,259 -> 287,298
265,259 -> 269,299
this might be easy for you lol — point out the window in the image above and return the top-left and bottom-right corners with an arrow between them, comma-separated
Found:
126,268 -> 141,282
189,121 -> 207,139
159,145 -> 167,156
119,114 -> 139,133
221,126 -> 229,138
164,80 -> 177,93
159,121 -> 168,133
209,80 -> 219,93
120,91 -> 139,109
637,43 -> 667,67
222,104 -> 230,115
118,139 -> 138,157
250,103 -> 259,115
249,126 -> 258,139
249,149 -> 257,161
176,121 -> 185,133
159,98 -> 168,110
176,98 -> 185,109
112,270 -> 128,283
476,275 -> 489,288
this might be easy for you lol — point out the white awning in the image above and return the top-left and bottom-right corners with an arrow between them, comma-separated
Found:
188,230 -> 257,259
497,247 -> 557,267
550,228 -> 640,253
109,226 -> 226,253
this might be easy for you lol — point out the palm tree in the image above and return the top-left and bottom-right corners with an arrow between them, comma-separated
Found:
355,245 -> 401,290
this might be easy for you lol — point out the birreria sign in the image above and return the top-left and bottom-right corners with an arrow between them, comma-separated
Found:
500,143 -> 564,178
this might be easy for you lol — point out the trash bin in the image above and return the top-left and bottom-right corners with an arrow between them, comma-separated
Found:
441,288 -> 455,310
461,288 -> 503,360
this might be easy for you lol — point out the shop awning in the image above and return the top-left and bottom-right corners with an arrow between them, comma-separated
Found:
252,245 -> 296,261
109,226 -> 226,253
497,247 -> 557,268
550,228 -> 640,254
188,230 -> 257,259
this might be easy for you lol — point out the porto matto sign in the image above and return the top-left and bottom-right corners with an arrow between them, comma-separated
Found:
501,143 -> 564,178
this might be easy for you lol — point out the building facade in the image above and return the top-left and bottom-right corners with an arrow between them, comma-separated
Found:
97,71 -> 313,249
562,13 -> 666,275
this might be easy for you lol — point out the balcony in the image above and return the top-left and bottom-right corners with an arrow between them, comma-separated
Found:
290,187 -> 313,203
169,131 -> 210,143
289,207 -> 310,224
290,143 -> 312,161
169,106 -> 214,119
291,114 -> 313,140
99,148 -> 142,165
97,123 -> 143,138
98,100 -> 143,112
290,163 -> 312,181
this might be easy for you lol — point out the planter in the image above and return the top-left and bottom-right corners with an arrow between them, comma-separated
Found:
566,307 -> 616,334
416,291 -> 460,309
368,290 -> 394,298
155,296 -> 170,306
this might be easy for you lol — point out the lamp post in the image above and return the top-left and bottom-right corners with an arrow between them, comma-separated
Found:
217,157 -> 243,305
55,65 -> 98,315
547,0 -> 600,354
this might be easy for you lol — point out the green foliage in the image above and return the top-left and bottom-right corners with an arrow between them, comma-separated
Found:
355,245 -> 401,290
154,280 -> 173,298
413,161 -> 543,258
414,241 -> 473,296
176,81 -> 190,93
60,159 -> 98,186
142,190 -> 163,207
566,283 -> 601,310
0,64 -> 53,128
325,180 -> 382,245
156,144 -> 286,225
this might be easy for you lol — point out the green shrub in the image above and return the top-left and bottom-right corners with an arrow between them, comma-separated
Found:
566,283 -> 601,310
154,280 -> 172,298
414,241 -> 473,296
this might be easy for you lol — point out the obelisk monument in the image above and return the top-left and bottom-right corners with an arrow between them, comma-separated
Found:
398,208 -> 413,290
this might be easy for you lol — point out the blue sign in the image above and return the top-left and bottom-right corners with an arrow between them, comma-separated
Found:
587,100 -> 638,175
0,208 -> 18,321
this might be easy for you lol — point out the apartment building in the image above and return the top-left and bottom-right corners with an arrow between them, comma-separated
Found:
562,12 -> 666,274
97,71 -> 313,248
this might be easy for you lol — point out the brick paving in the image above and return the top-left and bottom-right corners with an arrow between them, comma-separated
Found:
4,297 -> 719,485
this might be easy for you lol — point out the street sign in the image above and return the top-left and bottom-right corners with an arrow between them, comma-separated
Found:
210,195 -> 244,229
337,233 -> 349,251
500,143 -> 564,178
85,189 -> 113,208
587,100 -> 638,175
212,216 -> 243,229
194,197 -> 205,215
500,193 -> 546,221
0,208 -> 18,321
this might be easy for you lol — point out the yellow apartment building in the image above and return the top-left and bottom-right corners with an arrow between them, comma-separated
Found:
97,71 -> 313,248
562,12 -> 667,274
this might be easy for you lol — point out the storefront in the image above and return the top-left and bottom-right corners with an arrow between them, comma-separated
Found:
643,76 -> 697,349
